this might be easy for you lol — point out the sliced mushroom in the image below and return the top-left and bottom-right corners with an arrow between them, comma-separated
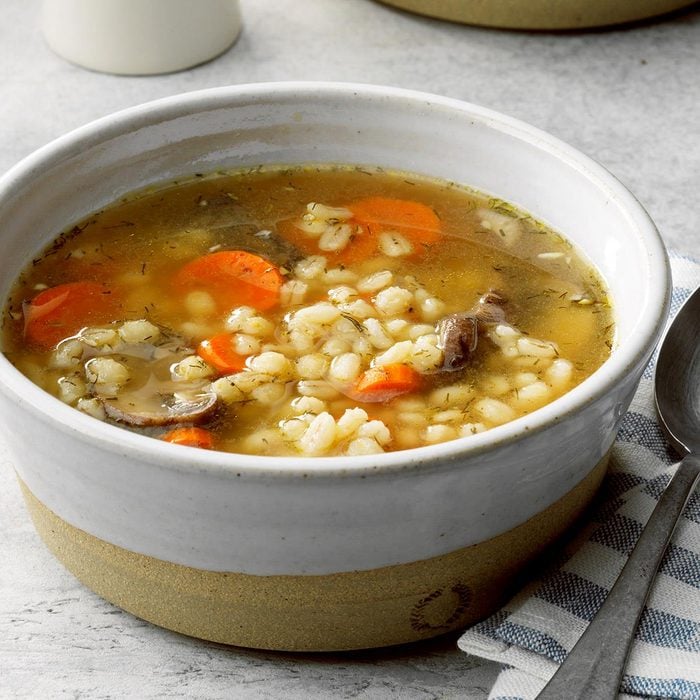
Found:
438,313 -> 479,370
74,322 -> 221,427
437,290 -> 508,371
473,290 -> 507,325
207,225 -> 304,268
251,228 -> 305,268
101,387 -> 218,427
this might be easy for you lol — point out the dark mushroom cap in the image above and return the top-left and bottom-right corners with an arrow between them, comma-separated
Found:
436,290 -> 508,371
102,389 -> 218,427
79,324 -> 221,427
437,313 -> 479,371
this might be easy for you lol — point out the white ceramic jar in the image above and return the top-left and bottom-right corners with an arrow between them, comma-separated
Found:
41,0 -> 242,75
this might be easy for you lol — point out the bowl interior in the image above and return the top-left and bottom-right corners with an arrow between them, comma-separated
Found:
0,83 -> 670,466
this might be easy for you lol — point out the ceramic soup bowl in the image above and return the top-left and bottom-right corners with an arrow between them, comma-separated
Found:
0,83 -> 670,651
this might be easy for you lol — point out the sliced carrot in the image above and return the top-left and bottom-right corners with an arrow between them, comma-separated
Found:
23,281 -> 120,349
174,250 -> 283,312
197,333 -> 248,374
161,426 -> 214,449
348,197 -> 442,250
351,363 -> 421,403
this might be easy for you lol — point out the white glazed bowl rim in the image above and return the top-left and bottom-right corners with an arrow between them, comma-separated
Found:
0,82 -> 671,477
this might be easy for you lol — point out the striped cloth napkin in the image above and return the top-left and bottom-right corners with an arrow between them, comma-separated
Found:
458,252 -> 700,700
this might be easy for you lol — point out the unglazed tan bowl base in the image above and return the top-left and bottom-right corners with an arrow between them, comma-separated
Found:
20,456 -> 607,651
377,0 -> 695,29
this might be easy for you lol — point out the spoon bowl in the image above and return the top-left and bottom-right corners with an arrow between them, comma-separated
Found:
540,284 -> 700,698
655,288 -> 700,455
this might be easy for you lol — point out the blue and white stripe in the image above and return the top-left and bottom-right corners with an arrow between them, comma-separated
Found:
458,253 -> 700,699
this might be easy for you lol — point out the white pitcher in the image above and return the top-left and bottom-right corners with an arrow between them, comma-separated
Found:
41,0 -> 242,75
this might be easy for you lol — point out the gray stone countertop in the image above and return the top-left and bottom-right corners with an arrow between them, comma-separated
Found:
1,1 -> 699,698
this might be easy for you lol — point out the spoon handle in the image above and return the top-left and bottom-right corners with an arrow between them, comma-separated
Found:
537,452 -> 700,700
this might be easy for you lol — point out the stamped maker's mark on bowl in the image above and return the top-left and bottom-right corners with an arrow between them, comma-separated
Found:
409,582 -> 472,632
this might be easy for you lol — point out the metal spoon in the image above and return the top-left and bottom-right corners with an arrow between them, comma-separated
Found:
538,285 -> 700,699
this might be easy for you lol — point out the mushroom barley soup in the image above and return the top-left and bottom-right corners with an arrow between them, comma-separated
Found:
2,165 -> 613,456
